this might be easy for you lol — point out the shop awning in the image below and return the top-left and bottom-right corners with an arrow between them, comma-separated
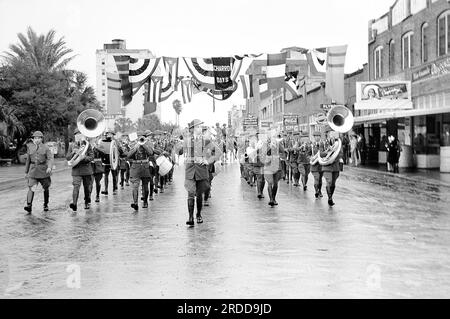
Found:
354,106 -> 450,124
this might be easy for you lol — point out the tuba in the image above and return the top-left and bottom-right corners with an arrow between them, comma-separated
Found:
68,109 -> 106,167
317,105 -> 354,166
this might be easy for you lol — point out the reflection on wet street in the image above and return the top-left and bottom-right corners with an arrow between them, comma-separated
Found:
1,163 -> 449,298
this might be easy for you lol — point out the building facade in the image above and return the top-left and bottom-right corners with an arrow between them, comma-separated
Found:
362,0 -> 450,170
95,39 -> 156,128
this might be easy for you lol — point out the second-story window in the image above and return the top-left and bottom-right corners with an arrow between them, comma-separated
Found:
422,23 -> 429,63
374,46 -> 383,79
438,11 -> 450,57
402,31 -> 413,70
389,40 -> 395,75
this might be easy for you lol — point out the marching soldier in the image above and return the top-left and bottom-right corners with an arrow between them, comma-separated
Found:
67,128 -> 94,211
98,129 -> 119,195
288,138 -> 300,187
119,140 -> 130,189
24,131 -> 54,213
250,133 -> 266,199
174,119 -> 222,226
91,137 -> 104,203
310,131 -> 325,199
127,131 -> 157,212
264,134 -> 285,207
298,135 -> 312,191
320,130 -> 344,207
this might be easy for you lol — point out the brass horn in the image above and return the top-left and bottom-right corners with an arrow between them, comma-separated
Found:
326,105 -> 354,134
77,109 -> 106,138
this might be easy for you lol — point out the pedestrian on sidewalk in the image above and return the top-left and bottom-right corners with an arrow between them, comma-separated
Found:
350,134 -> 359,167
24,131 -> 54,213
386,135 -> 402,174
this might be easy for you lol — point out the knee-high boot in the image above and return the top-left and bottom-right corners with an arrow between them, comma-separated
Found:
25,190 -> 34,212
196,195 -> 203,216
43,189 -> 49,206
187,198 -> 195,222
267,184 -> 273,203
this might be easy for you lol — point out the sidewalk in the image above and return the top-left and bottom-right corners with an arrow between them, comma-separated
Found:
0,158 -> 69,185
345,163 -> 450,188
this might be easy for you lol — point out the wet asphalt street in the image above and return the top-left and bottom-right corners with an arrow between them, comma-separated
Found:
0,161 -> 449,298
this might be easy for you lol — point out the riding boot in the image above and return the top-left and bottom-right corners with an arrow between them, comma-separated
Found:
267,185 -> 274,205
314,184 -> 319,198
187,198 -> 195,225
24,190 -> 34,212
196,195 -> 203,216
43,188 -> 49,211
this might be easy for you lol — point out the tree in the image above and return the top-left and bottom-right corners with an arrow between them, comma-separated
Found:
114,117 -> 136,133
0,96 -> 25,157
2,27 -> 75,72
172,99 -> 182,126
135,114 -> 179,135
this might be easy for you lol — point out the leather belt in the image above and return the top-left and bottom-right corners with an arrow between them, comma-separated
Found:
133,160 -> 149,164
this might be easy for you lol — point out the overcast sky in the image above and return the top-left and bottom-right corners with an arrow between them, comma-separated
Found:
0,0 -> 394,127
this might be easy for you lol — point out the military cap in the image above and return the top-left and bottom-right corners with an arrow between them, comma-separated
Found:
32,131 -> 44,138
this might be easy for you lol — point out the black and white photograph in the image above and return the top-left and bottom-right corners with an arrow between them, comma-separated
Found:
1,0 -> 450,303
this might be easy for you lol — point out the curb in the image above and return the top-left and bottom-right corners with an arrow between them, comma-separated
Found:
346,165 -> 450,188
0,166 -> 69,187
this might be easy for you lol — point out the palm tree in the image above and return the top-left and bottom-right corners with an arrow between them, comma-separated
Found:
0,96 -> 26,156
172,99 -> 182,126
3,26 -> 75,71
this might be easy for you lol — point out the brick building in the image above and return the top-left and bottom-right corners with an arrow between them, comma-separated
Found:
359,0 -> 450,170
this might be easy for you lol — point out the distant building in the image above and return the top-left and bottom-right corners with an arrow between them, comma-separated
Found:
95,39 -> 155,128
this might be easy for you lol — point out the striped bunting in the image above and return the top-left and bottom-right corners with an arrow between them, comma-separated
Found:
325,45 -> 347,104
266,52 -> 287,90
240,74 -> 254,99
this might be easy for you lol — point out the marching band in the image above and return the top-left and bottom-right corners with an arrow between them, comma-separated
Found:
23,103 -> 352,224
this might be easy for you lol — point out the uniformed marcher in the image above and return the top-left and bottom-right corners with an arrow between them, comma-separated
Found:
67,129 -> 95,212
264,134 -> 285,207
174,119 -> 222,226
310,131 -> 325,199
320,130 -> 344,206
250,133 -> 266,199
24,131 -> 54,213
98,129 -> 119,195
91,139 -> 104,203
298,134 -> 312,191
127,131 -> 157,212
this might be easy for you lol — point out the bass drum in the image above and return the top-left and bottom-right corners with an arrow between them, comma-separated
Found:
110,140 -> 119,170
156,155 -> 173,176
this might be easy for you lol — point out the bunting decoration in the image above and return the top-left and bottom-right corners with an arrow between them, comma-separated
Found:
325,45 -> 347,104
104,46 -> 347,113
266,52 -> 287,90
240,74 -> 254,99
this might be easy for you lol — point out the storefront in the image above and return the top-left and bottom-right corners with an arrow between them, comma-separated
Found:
354,108 -> 450,170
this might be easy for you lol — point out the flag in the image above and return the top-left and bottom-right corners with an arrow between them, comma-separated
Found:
106,72 -> 122,115
212,57 -> 233,90
160,77 -> 179,102
284,71 -> 299,100
258,76 -> 270,100
112,56 -> 132,106
143,101 -> 157,115
144,76 -> 163,104
325,45 -> 347,104
266,52 -> 287,90
240,74 -> 254,98
162,57 -> 179,91
181,78 -> 193,104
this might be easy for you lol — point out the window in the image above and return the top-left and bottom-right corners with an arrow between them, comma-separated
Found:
374,46 -> 383,79
422,23 -> 429,63
437,11 -> 450,56
389,40 -> 395,75
402,32 -> 413,69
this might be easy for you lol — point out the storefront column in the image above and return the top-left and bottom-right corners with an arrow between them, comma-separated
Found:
441,147 -> 450,173
399,117 -> 414,168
